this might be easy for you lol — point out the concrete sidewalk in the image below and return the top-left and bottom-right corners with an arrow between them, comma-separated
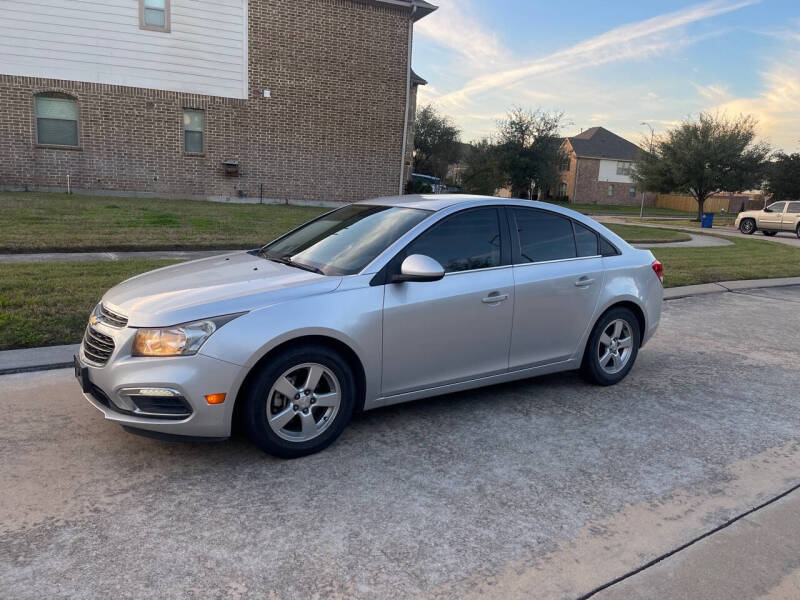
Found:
596,486 -> 800,600
3,278 -> 799,375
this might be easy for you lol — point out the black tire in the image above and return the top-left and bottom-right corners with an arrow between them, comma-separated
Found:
796,225 -> 800,239
739,219 -> 756,234
763,230 -> 777,237
582,307 -> 641,386
242,344 -> 356,458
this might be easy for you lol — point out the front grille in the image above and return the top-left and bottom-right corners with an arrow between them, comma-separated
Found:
99,304 -> 128,328
83,326 -> 115,366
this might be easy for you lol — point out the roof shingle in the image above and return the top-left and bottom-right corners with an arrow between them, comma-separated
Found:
567,127 -> 642,161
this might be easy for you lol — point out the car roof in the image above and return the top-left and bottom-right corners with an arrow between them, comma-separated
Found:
356,194 -> 583,217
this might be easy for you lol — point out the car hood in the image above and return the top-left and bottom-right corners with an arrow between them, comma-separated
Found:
102,251 -> 341,327
738,210 -> 765,219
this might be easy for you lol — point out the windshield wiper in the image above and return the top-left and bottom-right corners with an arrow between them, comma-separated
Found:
260,252 -> 325,275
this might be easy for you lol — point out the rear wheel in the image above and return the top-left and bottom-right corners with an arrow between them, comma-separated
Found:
739,219 -> 756,234
796,225 -> 800,239
763,230 -> 777,237
242,345 -> 355,458
582,308 -> 641,386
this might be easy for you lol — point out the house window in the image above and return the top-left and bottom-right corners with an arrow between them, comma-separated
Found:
616,161 -> 633,176
608,185 -> 614,197
183,109 -> 204,154
629,186 -> 637,198
140,0 -> 170,32
558,156 -> 571,171
558,182 -> 568,197
35,94 -> 79,147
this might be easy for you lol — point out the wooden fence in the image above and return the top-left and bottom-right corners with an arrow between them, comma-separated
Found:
656,194 -> 764,213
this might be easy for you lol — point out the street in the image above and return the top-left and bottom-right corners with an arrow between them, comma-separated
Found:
2,287 -> 800,599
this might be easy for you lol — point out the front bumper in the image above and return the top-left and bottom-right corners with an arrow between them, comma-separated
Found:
76,323 -> 244,438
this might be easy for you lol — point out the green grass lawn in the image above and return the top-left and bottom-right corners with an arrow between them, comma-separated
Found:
0,260 -> 177,350
603,224 -> 691,244
0,192 -> 327,253
543,200 -> 696,217
3,231 -> 799,350
652,235 -> 800,287
626,217 -> 739,229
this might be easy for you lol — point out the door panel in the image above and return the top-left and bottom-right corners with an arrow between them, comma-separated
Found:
759,203 -> 785,230
783,202 -> 800,230
510,258 -> 604,369
382,268 -> 515,396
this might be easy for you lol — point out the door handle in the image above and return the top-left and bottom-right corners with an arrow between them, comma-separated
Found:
482,292 -> 509,304
575,277 -> 596,288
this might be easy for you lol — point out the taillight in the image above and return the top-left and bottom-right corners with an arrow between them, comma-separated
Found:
652,260 -> 664,284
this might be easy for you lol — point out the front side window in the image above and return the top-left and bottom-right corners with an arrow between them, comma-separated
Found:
261,205 -> 430,276
35,94 -> 79,147
787,202 -> 800,213
766,202 -> 786,213
406,208 -> 501,273
616,161 -> 633,176
140,0 -> 170,31
513,209 -> 576,264
183,109 -> 204,154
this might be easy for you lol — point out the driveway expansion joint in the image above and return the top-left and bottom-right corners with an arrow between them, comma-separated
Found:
576,482 -> 800,600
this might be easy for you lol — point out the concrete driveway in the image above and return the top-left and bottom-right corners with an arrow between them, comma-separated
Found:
2,287 -> 800,599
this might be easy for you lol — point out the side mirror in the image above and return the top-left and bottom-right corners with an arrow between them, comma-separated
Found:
392,254 -> 445,283
764,207 -> 772,213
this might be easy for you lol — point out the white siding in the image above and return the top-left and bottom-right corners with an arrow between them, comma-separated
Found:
598,159 -> 634,183
0,0 -> 248,99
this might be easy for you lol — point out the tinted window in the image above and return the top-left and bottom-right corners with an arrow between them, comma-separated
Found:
262,205 -> 430,276
574,222 -> 599,257
406,208 -> 501,273
600,238 -> 619,256
513,209 -> 576,263
767,202 -> 786,213
786,202 -> 800,213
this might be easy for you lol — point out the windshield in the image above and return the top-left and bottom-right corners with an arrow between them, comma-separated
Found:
259,204 -> 432,276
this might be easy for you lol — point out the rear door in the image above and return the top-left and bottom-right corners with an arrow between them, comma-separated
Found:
783,202 -> 800,231
508,209 -> 605,370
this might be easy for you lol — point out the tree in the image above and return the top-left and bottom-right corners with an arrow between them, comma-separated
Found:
494,107 -> 565,199
412,105 -> 462,182
460,138 -> 501,195
634,113 -> 771,220
764,153 -> 800,201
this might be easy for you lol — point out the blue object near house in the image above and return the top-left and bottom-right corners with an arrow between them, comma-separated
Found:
701,213 -> 714,228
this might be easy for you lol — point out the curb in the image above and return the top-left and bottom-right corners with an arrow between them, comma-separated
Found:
2,278 -> 799,376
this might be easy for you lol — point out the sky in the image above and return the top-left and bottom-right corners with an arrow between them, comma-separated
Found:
412,0 -> 800,152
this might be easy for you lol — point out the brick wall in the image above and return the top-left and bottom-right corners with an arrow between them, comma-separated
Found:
562,156 -> 655,207
0,0 -> 411,203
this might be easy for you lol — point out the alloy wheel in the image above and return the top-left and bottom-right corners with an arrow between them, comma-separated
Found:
597,319 -> 634,375
266,363 -> 341,442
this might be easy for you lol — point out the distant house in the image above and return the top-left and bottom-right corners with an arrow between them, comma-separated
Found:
558,127 -> 653,206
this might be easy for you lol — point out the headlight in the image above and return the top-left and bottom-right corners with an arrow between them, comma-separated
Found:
132,314 -> 244,357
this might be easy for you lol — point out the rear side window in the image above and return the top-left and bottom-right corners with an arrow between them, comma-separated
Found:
600,238 -> 619,256
787,202 -> 800,213
513,209 -> 576,263
573,222 -> 599,257
406,208 -> 501,273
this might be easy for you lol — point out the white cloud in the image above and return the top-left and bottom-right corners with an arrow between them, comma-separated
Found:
430,0 -> 760,109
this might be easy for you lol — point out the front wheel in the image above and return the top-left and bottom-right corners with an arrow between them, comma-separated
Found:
242,345 -> 356,458
582,308 -> 641,386
796,225 -> 800,239
739,219 -> 756,234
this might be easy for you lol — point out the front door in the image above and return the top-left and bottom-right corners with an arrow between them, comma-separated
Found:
381,208 -> 514,397
759,202 -> 785,230
508,209 -> 604,369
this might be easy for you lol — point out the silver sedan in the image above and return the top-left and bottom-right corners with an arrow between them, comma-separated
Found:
75,195 -> 663,457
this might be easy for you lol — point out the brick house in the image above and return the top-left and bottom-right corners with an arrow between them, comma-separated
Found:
0,0 -> 436,203
558,127 -> 655,206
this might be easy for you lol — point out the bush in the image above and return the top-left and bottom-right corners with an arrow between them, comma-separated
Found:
405,179 -> 433,194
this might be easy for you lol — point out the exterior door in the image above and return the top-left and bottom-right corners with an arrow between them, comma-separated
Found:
508,209 -> 604,369
759,202 -> 785,230
381,208 -> 514,397
782,202 -> 800,231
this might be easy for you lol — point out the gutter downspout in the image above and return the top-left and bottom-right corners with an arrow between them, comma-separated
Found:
399,4 -> 416,195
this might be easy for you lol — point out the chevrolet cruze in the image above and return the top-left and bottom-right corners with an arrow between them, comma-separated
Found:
75,195 -> 663,457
